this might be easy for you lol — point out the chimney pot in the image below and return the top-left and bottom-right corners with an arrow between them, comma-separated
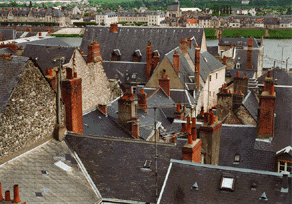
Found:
267,70 -> 271,77
0,183 -> 3,201
13,185 -> 21,203
172,134 -> 176,143
239,90 -> 242,94
236,71 -> 239,78
5,190 -> 10,201
187,133 -> 193,144
204,112 -> 209,123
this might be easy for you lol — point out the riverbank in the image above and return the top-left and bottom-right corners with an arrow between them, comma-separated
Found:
205,28 -> 292,39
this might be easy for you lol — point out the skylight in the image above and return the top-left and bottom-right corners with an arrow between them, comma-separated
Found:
222,178 -> 234,189
54,161 -> 72,171
143,160 -> 152,168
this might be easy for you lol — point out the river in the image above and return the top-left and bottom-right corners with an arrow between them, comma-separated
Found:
207,39 -> 292,70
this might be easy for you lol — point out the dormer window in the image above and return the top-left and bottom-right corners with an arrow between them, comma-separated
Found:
220,175 -> 235,191
278,160 -> 292,173
133,50 -> 142,62
236,62 -> 240,69
234,154 -> 240,164
112,49 -> 121,61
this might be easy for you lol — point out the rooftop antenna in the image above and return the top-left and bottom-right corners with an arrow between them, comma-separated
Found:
277,44 -> 289,70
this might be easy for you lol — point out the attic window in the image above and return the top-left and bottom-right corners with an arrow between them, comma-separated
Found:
236,62 -> 241,69
220,176 -> 235,191
203,57 -> 208,63
278,160 -> 292,173
191,182 -> 199,190
143,160 -> 152,168
234,154 -> 240,164
259,192 -> 268,201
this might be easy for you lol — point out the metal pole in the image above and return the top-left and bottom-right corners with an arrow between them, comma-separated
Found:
56,59 -> 61,125
286,58 -> 290,72
154,107 -> 158,202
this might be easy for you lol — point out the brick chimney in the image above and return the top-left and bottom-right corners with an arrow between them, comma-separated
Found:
257,71 -> 276,139
233,71 -> 249,96
0,183 -> 3,201
146,42 -> 152,80
246,37 -> 253,70
26,27 -> 31,32
39,32 -> 42,37
232,89 -> 244,112
188,36 -> 192,48
5,190 -> 10,201
87,41 -> 101,63
16,45 -> 24,56
179,38 -> 188,55
217,83 -> 232,121
182,117 -> 202,163
152,52 -> 160,74
47,27 -> 51,35
110,23 -> 118,33
159,74 -> 170,97
174,102 -> 183,119
13,185 -> 21,203
0,34 -> 2,41
46,68 -> 56,92
199,109 -> 222,165
222,55 -> 226,65
173,50 -> 180,74
98,104 -> 107,115
137,88 -> 148,113
118,87 -> 135,131
61,68 -> 83,134
219,31 -> 222,42
195,46 -> 200,91
131,117 -> 139,139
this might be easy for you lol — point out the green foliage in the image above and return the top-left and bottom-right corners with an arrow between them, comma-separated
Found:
134,22 -> 147,26
222,29 -> 266,38
84,13 -> 90,17
73,22 -> 97,27
205,29 -> 216,39
268,29 -> 292,39
51,34 -> 84,37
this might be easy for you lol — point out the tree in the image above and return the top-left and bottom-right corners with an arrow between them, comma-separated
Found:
29,1 -> 32,8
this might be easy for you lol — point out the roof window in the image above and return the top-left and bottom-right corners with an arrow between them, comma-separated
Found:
220,175 -> 235,191
234,154 -> 240,164
236,62 -> 241,69
251,183 -> 257,191
143,160 -> 152,168
132,73 -> 137,79
259,192 -> 268,201
191,182 -> 199,190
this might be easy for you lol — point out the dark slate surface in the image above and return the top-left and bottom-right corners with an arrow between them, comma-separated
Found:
159,159 -> 291,204
257,68 -> 292,86
242,90 -> 259,120
65,134 -> 186,203
219,125 -> 257,169
252,148 -> 276,172
170,89 -> 196,108
103,61 -> 147,85
0,56 -> 29,113
0,29 -> 17,41
83,109 -> 132,139
219,37 -> 260,48
0,48 -> 16,54
22,44 -> 75,76
207,46 -> 219,57
17,37 -> 71,49
272,86 -> 292,152
226,69 -> 255,79
234,49 -> 259,71
80,26 -> 204,62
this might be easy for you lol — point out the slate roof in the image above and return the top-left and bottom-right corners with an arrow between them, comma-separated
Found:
103,61 -> 147,85
242,90 -> 259,120
158,159 -> 291,204
0,29 -> 17,41
272,86 -> 292,152
83,108 -> 133,139
0,139 -> 102,203
234,49 -> 259,71
219,37 -> 260,48
17,37 -> 71,49
22,44 -> 75,76
80,26 -> 204,62
257,68 -> 292,86
65,133 -> 186,203
207,46 -> 218,57
0,56 -> 29,113
0,47 -> 16,54
226,69 -> 255,79
170,89 -> 196,108
200,51 -> 224,82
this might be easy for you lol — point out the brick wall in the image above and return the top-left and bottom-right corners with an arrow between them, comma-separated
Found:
0,60 -> 65,162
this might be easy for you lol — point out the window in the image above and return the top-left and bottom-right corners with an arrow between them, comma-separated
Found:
236,62 -> 241,69
143,160 -> 152,168
220,176 -> 235,191
209,75 -> 211,81
278,160 -> 292,173
216,73 -> 218,79
234,154 -> 240,164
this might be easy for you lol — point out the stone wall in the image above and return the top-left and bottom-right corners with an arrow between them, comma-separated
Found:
235,105 -> 256,125
0,60 -> 64,162
67,50 -> 118,114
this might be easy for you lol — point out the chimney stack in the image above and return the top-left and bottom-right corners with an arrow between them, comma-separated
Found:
217,83 -> 232,121
182,117 -> 202,163
46,68 -> 56,92
232,89 -> 244,112
159,74 -> 170,97
195,46 -> 200,92
257,71 -> 276,139
137,89 -> 148,113
246,37 -> 253,70
0,34 -> 2,41
223,55 -> 226,65
0,183 -> 3,201
61,68 -> 83,134
152,52 -> 160,74
174,102 -> 184,119
131,117 -> 139,139
173,50 -> 180,74
13,185 -> 21,203
5,190 -> 10,201
118,87 -> 135,131
219,31 -> 222,42
146,42 -> 153,80
199,109 -> 222,165
179,38 -> 188,55
110,23 -> 118,33
188,36 -> 192,48
47,27 -> 51,35
87,41 -> 101,63
233,71 -> 249,96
